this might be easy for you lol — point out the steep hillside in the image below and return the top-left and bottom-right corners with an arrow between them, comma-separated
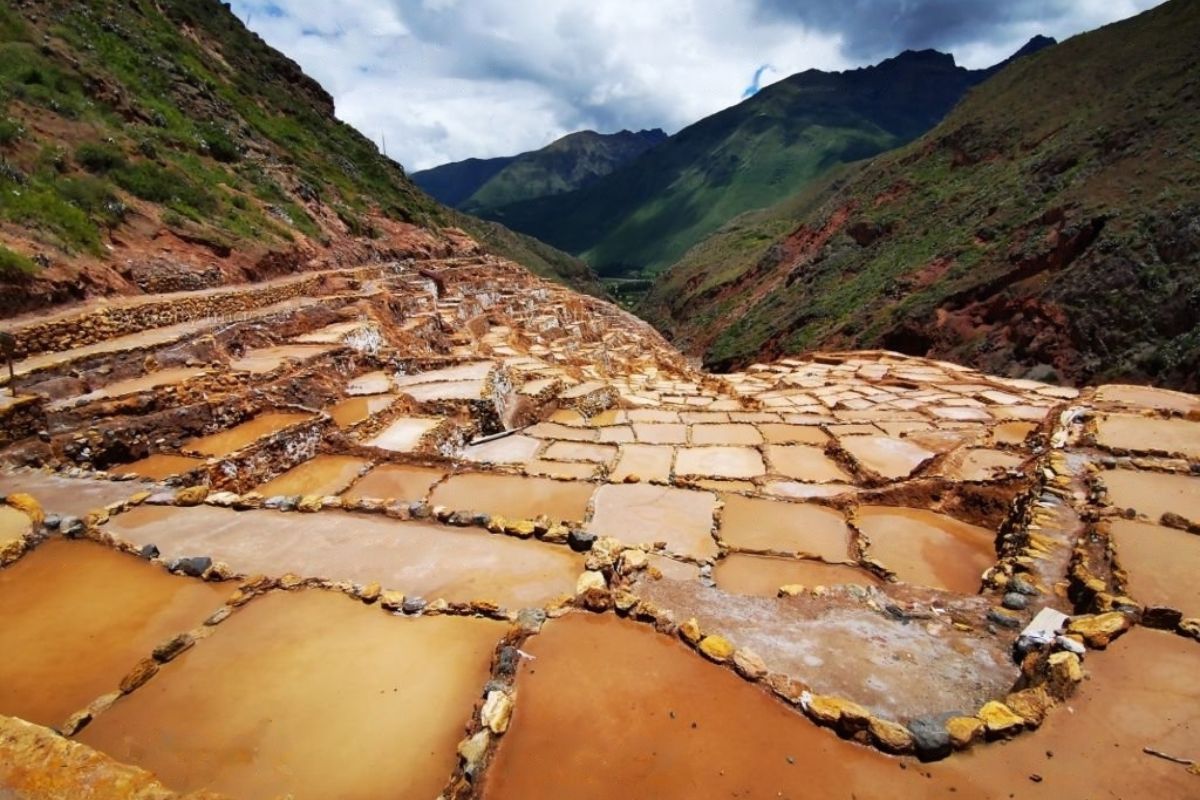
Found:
0,0 -> 597,315
414,128 -> 666,215
642,0 -> 1200,390
411,155 -> 515,208
482,43 -> 1051,276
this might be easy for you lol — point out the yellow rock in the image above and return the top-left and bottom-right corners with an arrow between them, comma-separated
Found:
359,581 -> 382,603
1006,686 -> 1053,728
868,717 -> 914,754
5,493 -> 43,526
506,519 -> 536,538
697,635 -> 735,662
678,617 -> 703,644
380,590 -> 406,611
1067,611 -> 1132,648
487,515 -> 508,533
978,701 -> 1024,737
805,694 -> 870,728
297,495 -> 323,513
174,485 -> 208,507
481,690 -> 514,734
732,648 -> 767,681
946,716 -> 984,750
1047,651 -> 1084,698
118,658 -> 159,694
777,584 -> 805,597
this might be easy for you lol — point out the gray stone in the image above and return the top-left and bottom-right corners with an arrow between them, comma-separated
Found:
60,516 -> 84,537
402,596 -> 427,614
908,716 -> 951,761
1009,574 -> 1039,596
1002,592 -> 1030,611
139,543 -> 160,560
567,528 -> 596,552
168,556 -> 211,577
988,607 -> 1023,629
43,514 -> 62,530
496,645 -> 520,678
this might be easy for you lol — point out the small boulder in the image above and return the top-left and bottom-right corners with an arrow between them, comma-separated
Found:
1066,611 -> 1132,648
380,590 -> 406,611
978,701 -> 1024,738
168,556 -> 212,577
678,617 -> 703,645
575,570 -> 611,611
946,716 -> 984,750
697,635 -> 735,663
732,648 -> 767,681
119,658 -> 159,693
868,717 -> 915,754
481,690 -> 514,734
174,485 -> 208,507
908,716 -> 951,761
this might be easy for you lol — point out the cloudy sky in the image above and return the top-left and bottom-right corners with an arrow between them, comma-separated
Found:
229,0 -> 1161,171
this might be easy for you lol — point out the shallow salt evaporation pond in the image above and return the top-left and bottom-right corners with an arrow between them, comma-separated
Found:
81,590 -> 504,800
0,539 -> 226,728
182,411 -> 313,457
855,506 -> 995,593
105,505 -> 583,608
429,472 -> 595,523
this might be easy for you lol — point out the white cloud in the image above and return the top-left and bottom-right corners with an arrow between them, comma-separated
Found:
229,0 -> 1163,171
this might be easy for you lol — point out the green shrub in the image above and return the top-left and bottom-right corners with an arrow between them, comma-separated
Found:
113,161 -> 216,213
0,244 -> 36,275
56,176 -> 126,226
198,123 -> 240,163
0,117 -> 21,146
75,141 -> 126,173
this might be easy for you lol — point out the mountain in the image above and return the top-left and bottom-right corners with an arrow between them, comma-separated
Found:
641,0 -> 1200,390
413,128 -> 667,214
0,0 -> 598,316
476,41 -> 1053,277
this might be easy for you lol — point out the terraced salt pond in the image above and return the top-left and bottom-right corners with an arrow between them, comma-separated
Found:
255,455 -> 369,497
229,344 -> 334,374
483,613 -> 920,799
429,473 -> 594,523
0,540 -> 226,727
0,471 -> 151,516
855,506 -> 994,593
587,483 -> 718,559
1110,519 -> 1200,618
340,463 -> 446,503
714,553 -> 879,596
718,495 -> 850,560
109,453 -> 205,480
326,394 -> 397,428
183,412 -> 314,457
105,505 -> 582,608
81,590 -> 503,800
1101,468 -> 1200,520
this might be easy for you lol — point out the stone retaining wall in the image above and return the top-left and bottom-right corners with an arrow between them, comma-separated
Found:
3,266 -> 383,361
0,396 -> 45,449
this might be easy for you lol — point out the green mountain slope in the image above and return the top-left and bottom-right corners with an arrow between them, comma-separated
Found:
0,0 -> 597,314
411,156 -> 515,208
413,128 -> 666,214
482,44 -> 1051,276
642,0 -> 1200,390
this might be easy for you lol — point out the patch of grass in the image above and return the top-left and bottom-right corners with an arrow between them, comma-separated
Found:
0,244 -> 36,276
0,116 -> 21,146
75,141 -> 126,173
